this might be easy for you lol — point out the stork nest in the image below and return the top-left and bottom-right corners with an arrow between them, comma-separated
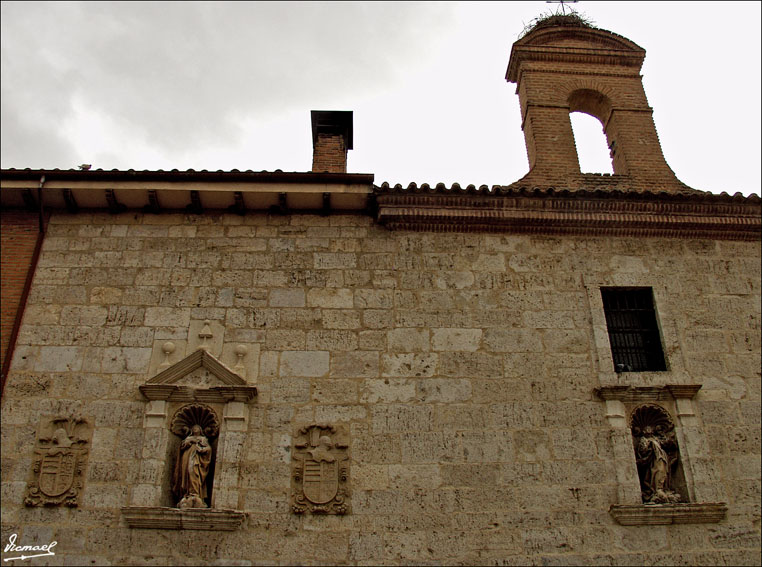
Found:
519,11 -> 596,39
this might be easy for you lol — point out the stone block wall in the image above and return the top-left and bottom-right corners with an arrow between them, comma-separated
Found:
1,211 -> 759,565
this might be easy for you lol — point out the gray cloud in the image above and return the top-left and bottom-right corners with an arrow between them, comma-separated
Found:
2,2 -> 759,196
2,1 -> 453,166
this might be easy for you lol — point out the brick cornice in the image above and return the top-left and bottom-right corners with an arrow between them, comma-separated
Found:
375,191 -> 761,240
508,46 -> 645,80
507,26 -> 646,83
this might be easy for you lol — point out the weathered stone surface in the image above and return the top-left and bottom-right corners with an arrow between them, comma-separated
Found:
268,288 -> 305,308
387,328 -> 430,352
371,405 -> 432,434
2,208 -> 758,565
306,288 -> 353,308
279,351 -> 329,377
331,351 -> 379,377
381,353 -> 438,377
431,329 -> 482,352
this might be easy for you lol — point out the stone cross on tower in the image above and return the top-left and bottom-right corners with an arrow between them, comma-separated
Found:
546,0 -> 578,14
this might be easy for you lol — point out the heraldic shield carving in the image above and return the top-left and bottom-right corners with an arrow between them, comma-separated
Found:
291,424 -> 349,515
25,416 -> 92,507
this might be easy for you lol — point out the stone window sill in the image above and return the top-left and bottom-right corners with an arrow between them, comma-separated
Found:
610,503 -> 727,525
121,506 -> 246,531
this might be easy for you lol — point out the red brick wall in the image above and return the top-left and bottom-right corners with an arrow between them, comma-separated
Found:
1,211 -> 41,380
510,32 -> 688,192
312,133 -> 347,173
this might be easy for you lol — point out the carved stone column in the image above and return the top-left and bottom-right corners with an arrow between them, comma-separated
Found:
131,400 -> 169,507
669,386 -> 726,504
212,402 -> 249,509
603,399 -> 642,504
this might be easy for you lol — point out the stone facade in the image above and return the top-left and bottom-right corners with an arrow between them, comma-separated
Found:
0,211 -> 759,564
1,16 -> 760,566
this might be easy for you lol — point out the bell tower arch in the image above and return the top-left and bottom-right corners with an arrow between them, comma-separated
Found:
506,19 -> 689,191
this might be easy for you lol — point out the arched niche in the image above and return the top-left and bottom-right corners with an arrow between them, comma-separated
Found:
596,385 -> 728,525
629,403 -> 688,504
168,403 -> 221,509
121,348 -> 256,530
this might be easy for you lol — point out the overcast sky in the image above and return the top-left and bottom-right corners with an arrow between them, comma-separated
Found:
2,1 -> 760,196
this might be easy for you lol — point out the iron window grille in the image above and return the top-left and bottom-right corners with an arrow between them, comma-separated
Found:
601,287 -> 667,372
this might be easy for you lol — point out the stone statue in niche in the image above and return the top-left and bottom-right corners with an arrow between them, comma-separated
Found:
292,424 -> 349,515
25,416 -> 91,507
173,425 -> 212,508
170,404 -> 220,508
630,404 -> 682,504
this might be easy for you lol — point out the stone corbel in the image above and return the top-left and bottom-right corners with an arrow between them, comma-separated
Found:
609,503 -> 728,525
595,384 -> 701,403
121,507 -> 246,531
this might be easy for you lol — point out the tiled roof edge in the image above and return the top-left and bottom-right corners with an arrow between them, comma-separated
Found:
373,182 -> 760,203
1,168 -> 374,184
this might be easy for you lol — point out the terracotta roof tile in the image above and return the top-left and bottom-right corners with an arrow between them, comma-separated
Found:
374,181 -> 760,203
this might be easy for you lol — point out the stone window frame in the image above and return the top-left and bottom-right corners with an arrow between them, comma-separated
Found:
584,275 -> 727,525
584,275 -> 689,384
121,348 -> 256,531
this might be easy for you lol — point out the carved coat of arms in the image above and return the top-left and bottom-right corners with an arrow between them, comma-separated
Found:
291,424 -> 349,515
25,417 -> 91,507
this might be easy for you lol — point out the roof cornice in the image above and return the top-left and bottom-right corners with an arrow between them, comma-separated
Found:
0,168 -> 373,184
0,168 -> 374,213
375,188 -> 761,240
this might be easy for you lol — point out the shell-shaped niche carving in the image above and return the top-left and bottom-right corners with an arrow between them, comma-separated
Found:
170,404 -> 220,439
630,403 -> 674,437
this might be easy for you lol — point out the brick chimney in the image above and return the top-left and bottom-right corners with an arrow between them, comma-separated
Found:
311,111 -> 353,173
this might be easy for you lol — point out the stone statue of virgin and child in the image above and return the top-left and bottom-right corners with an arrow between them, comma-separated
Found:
172,424 -> 212,508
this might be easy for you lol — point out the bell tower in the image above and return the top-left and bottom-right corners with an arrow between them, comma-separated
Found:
506,17 -> 690,191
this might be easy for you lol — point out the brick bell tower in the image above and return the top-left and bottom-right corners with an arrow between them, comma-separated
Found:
506,17 -> 691,192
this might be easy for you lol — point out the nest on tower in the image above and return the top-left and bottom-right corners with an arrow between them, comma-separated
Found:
519,11 -> 596,38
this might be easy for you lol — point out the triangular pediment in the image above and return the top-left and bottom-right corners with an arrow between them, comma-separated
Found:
147,349 -> 246,386
139,349 -> 256,403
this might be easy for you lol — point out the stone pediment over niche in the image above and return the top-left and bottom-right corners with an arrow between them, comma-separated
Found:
139,349 -> 257,403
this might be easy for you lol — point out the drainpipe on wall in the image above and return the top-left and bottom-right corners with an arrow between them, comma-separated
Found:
38,175 -> 46,231
0,176 -> 48,398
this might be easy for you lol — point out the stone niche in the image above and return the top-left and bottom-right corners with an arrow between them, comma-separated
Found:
121,341 -> 256,531
596,385 -> 727,525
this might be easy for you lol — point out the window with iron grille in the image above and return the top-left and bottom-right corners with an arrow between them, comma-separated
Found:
601,287 -> 666,372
